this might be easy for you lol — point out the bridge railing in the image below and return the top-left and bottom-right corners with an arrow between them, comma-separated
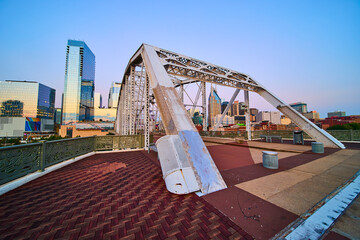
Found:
0,135 -> 149,186
200,130 -> 359,141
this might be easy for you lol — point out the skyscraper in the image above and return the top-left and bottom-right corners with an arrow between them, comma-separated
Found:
231,101 -> 240,116
62,40 -> 95,124
0,80 -> 55,119
108,82 -> 121,108
208,85 -> 221,126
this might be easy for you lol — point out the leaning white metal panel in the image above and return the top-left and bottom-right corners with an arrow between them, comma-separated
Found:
142,44 -> 227,194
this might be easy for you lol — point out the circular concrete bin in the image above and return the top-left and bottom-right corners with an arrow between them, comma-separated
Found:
312,142 -> 324,153
262,151 -> 279,169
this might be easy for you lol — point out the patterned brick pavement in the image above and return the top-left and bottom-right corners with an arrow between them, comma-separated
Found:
0,151 -> 252,240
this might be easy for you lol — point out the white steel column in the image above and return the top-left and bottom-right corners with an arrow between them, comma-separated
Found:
202,82 -> 207,131
129,66 -> 135,135
180,84 -> 184,103
144,74 -> 150,150
124,75 -> 129,135
244,90 -> 251,140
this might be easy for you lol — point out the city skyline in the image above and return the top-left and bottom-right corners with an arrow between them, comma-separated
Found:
0,1 -> 359,118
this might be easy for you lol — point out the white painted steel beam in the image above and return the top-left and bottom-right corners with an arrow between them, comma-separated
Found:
244,90 -> 251,140
202,82 -> 207,131
257,88 -> 344,148
142,44 -> 227,194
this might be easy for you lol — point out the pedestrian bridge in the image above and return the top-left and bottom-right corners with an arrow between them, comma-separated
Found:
115,44 -> 345,195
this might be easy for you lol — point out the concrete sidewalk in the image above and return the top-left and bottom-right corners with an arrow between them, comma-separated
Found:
203,137 -> 359,239
235,149 -> 360,239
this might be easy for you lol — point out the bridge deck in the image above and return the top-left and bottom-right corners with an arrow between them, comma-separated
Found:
0,140 -> 359,239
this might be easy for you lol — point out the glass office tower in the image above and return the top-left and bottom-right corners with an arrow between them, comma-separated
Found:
62,40 -> 95,124
108,82 -> 121,108
0,80 -> 55,119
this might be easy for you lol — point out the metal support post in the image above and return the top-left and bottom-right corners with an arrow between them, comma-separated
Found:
202,82 -> 207,131
180,84 -> 184,103
129,66 -> 135,135
124,75 -> 129,135
144,74 -> 150,150
39,140 -> 46,172
244,90 -> 251,140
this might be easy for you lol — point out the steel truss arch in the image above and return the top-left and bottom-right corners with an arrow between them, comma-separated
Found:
115,44 -> 344,195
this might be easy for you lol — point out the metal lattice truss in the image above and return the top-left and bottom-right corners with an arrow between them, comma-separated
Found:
116,44 -> 344,195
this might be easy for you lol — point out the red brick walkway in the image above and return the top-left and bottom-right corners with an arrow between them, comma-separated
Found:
0,151 -> 252,240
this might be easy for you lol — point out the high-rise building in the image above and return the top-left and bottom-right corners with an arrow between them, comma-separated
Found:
62,40 -> 95,124
94,92 -> 102,108
231,101 -> 239,116
328,111 -> 346,118
239,102 -> 246,115
108,82 -> 121,108
54,108 -> 62,125
290,102 -> 307,114
221,101 -> 231,116
208,86 -> 221,126
0,80 -> 55,119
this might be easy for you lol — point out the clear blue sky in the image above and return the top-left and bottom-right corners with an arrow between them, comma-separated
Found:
0,0 -> 359,118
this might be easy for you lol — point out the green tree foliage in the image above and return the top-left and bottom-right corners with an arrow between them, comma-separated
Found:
327,123 -> 360,130
192,112 -> 203,125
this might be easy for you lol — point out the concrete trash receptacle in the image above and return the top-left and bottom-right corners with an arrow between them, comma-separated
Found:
312,142 -> 324,153
293,130 -> 304,145
262,151 -> 278,169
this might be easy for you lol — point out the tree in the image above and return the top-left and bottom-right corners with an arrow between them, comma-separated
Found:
327,123 -> 360,130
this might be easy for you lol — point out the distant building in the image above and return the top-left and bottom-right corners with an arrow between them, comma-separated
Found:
231,101 -> 239,116
290,102 -> 307,114
59,122 -> 114,138
250,108 -> 258,122
280,115 -> 292,125
234,115 -> 246,124
250,108 -> 259,116
304,111 -> 320,121
239,102 -> 246,115
108,82 -> 121,108
94,92 -> 102,108
93,108 -> 117,122
328,111 -> 346,118
211,114 -> 234,127
221,101 -> 231,116
0,117 -> 55,137
0,80 -> 55,120
208,86 -> 221,126
256,111 -> 281,124
54,108 -> 62,125
0,117 -> 26,137
62,40 -> 95,124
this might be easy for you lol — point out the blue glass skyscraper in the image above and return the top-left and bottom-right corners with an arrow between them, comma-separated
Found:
0,80 -> 55,119
62,40 -> 95,124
